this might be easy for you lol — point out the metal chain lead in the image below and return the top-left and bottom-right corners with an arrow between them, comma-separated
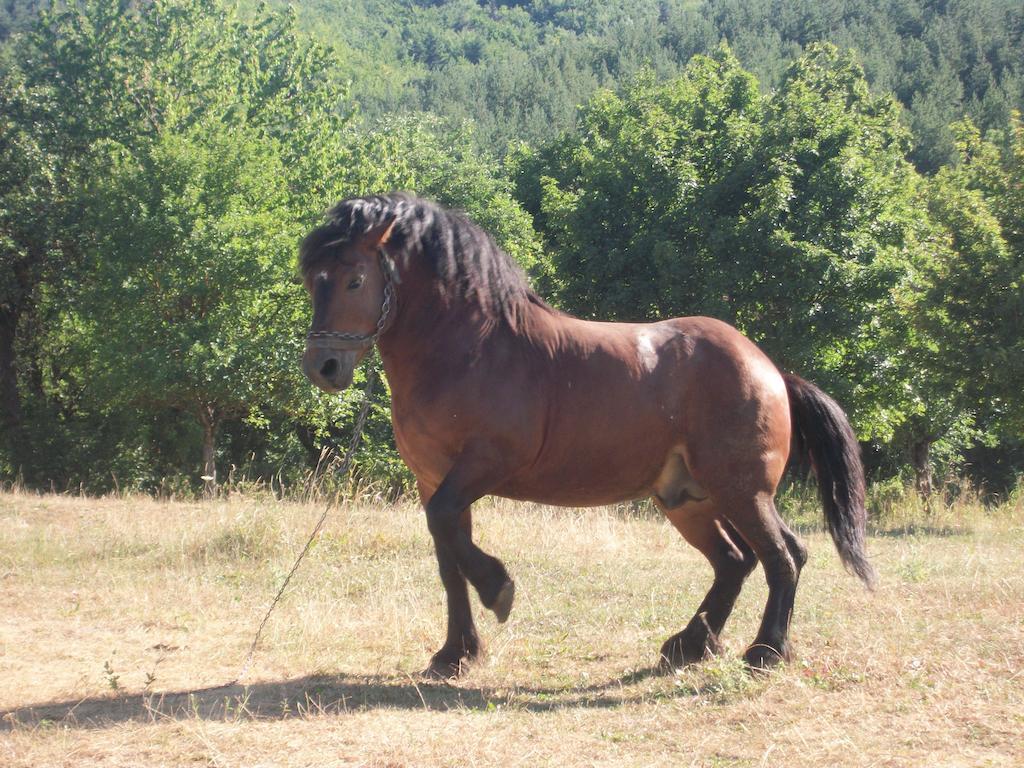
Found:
228,362 -> 379,686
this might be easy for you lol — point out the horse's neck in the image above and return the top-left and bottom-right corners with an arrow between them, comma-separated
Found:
377,288 -> 542,392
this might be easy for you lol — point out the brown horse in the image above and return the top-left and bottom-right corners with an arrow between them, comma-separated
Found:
299,193 -> 876,677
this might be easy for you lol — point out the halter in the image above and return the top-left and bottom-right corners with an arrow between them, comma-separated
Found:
305,249 -> 396,351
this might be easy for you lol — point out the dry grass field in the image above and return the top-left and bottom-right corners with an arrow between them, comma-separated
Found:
1,487 -> 1022,767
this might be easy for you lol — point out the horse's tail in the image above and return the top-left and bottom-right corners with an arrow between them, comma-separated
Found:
783,373 -> 877,589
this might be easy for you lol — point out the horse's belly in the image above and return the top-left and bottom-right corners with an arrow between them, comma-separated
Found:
496,482 -> 650,507
496,441 -> 668,507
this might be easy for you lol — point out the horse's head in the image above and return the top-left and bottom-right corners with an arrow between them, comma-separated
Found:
300,219 -> 396,393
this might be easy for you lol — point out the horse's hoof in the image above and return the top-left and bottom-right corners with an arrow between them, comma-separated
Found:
490,580 -> 515,623
743,643 -> 788,672
423,652 -> 471,680
423,659 -> 462,680
659,622 -> 721,671
659,643 -> 709,671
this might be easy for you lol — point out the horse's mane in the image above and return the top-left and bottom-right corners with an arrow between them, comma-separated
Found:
300,193 -> 549,328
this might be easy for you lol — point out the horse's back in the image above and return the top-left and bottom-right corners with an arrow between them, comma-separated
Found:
550,313 -> 787,417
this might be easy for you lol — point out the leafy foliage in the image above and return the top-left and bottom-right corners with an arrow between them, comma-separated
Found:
918,116 -> 1024,436
1,0 -> 1022,494
255,0 -> 1024,167
522,46 -> 925,439
0,0 -> 545,493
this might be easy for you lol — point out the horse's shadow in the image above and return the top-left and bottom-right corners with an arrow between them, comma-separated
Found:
1,667 -> 667,730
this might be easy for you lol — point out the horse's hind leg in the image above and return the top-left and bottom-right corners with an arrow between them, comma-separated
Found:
658,502 -> 757,668
722,492 -> 808,669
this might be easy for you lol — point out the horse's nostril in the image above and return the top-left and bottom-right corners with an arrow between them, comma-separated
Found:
320,358 -> 339,379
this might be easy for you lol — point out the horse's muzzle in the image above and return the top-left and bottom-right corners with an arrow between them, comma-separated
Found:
302,345 -> 358,393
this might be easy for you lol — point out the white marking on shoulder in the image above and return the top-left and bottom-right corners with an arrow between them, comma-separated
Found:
636,331 -> 658,372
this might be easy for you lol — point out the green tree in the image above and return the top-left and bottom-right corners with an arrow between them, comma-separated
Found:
0,0 -> 354,489
0,65 -> 57,466
917,116 -> 1024,441
2,1 -> 549,493
888,115 -> 1024,494
69,128 -> 309,495
522,44 -> 938,452
346,113 -> 546,276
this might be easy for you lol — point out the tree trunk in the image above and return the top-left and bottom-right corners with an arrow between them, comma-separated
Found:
0,310 -> 22,429
0,308 -> 26,467
910,438 -> 933,506
198,406 -> 218,498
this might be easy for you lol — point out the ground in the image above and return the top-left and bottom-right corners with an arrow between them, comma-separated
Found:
1,489 -> 1022,767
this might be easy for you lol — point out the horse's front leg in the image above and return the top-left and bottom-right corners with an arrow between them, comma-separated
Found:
420,481 -> 480,678
420,451 -> 515,678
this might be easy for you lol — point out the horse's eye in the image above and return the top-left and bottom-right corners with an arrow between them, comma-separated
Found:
347,275 -> 365,290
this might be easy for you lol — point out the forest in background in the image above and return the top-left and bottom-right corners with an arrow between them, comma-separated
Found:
1,0 -> 1022,499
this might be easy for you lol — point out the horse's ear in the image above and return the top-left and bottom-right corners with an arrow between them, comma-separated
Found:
364,216 -> 398,250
